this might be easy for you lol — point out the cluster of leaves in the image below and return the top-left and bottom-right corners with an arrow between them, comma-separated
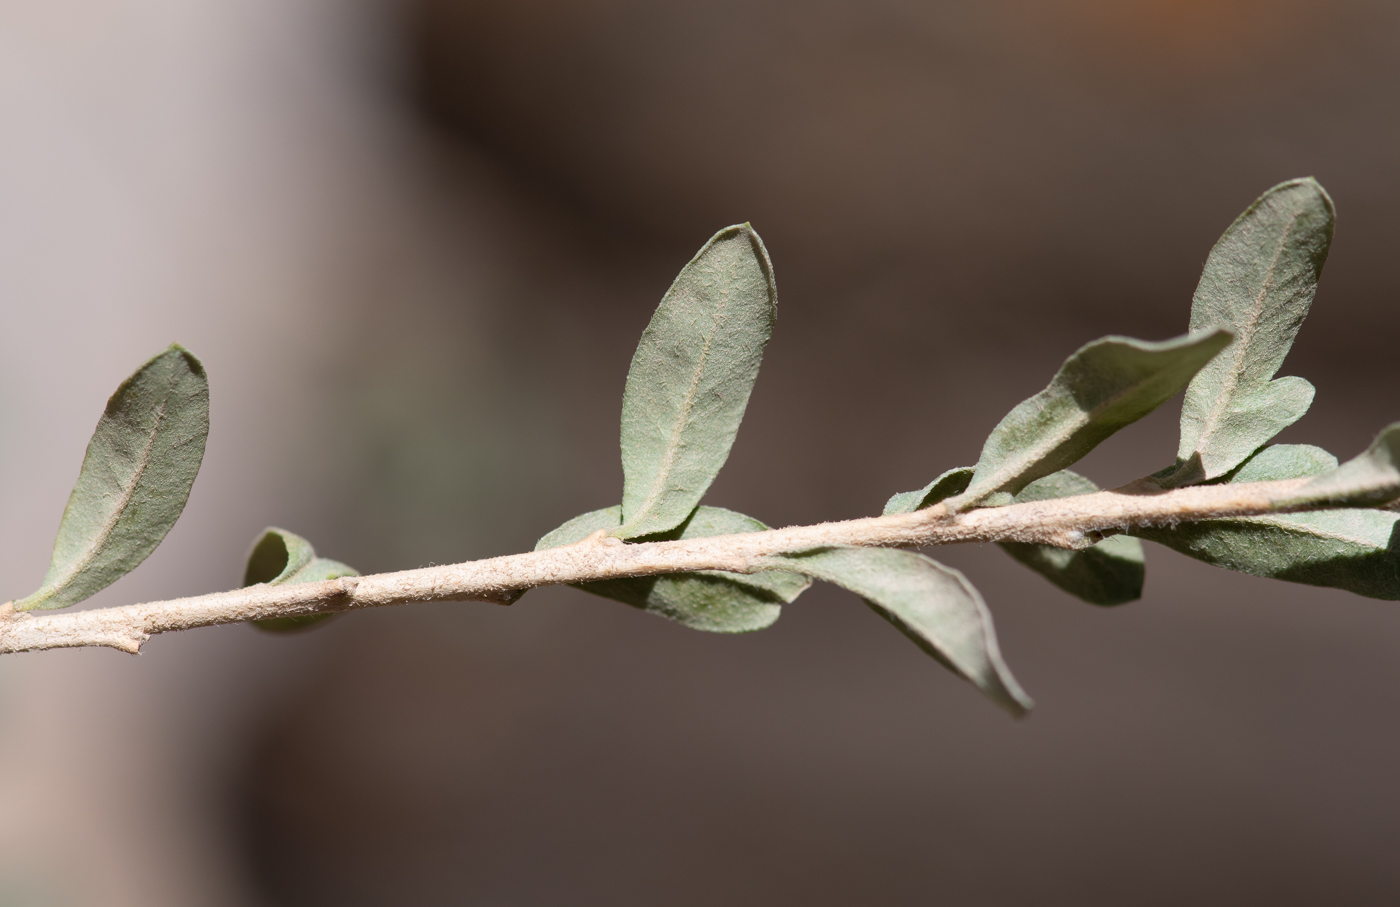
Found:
537,179 -> 1400,715
10,178 -> 1400,718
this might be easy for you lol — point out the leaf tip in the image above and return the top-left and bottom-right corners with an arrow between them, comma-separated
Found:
1198,325 -> 1235,351
163,343 -> 207,378
1258,177 -> 1336,238
980,655 -> 1035,718
1287,175 -> 1335,210
1003,687 -> 1035,719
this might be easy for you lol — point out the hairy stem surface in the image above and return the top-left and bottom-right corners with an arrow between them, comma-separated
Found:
0,477 -> 1315,655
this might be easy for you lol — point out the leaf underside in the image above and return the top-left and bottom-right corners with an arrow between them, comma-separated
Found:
1168,178 -> 1334,485
1135,444 -> 1400,600
616,224 -> 777,539
245,527 -> 359,632
16,345 -> 210,611
538,505 -> 810,633
1284,423 -> 1400,509
945,330 -> 1231,511
886,466 -> 1143,606
997,471 -> 1145,607
761,547 -> 1032,715
884,466 -> 975,516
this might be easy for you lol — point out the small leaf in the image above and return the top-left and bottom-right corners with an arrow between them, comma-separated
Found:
1168,178 -> 1335,484
997,471 -> 1145,607
944,330 -> 1231,511
244,528 -> 359,632
1135,444 -> 1400,600
616,224 -> 777,538
884,467 -> 973,515
15,345 -> 210,611
760,547 -> 1031,715
244,527 -> 316,585
538,506 -> 809,632
1282,423 -> 1400,509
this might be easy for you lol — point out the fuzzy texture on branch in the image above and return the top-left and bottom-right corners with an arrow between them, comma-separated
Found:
0,477 -> 1314,655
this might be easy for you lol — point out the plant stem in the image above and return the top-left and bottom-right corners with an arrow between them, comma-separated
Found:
0,476 -> 1315,655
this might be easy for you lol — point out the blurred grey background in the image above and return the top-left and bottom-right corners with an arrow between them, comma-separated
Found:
1,0 -> 1399,904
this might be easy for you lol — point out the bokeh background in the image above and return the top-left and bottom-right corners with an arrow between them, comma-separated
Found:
2,1 -> 1399,904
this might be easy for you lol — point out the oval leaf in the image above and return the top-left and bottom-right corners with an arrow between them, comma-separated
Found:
538,505 -> 809,633
997,470 -> 1145,607
15,345 -> 210,611
760,547 -> 1031,716
244,528 -> 360,632
944,330 -> 1231,511
1168,178 -> 1335,484
1135,444 -> 1400,600
616,225 -> 777,538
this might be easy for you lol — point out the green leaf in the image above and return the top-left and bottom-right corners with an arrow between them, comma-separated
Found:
883,467 -> 973,515
1134,444 -> 1400,600
997,471 -> 1145,606
245,528 -> 359,632
1282,423 -> 1400,509
1229,441 -> 1339,482
1167,179 -> 1335,484
944,330 -> 1231,511
14,345 -> 210,611
616,224 -> 777,538
760,547 -> 1031,715
537,505 -> 809,633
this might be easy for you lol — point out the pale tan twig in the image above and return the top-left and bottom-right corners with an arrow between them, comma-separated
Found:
0,476 -> 1316,655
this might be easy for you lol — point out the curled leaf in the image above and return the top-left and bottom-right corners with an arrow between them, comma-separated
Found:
538,506 -> 808,632
945,330 -> 1231,511
616,224 -> 777,538
15,345 -> 210,611
883,467 -> 973,515
1135,444 -> 1400,600
1168,178 -> 1334,484
760,547 -> 1031,716
997,471 -> 1145,607
245,528 -> 359,632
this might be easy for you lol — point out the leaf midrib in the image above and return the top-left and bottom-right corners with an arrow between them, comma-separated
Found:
621,280 -> 730,533
970,347 -> 1191,499
41,382 -> 172,599
1188,207 -> 1299,458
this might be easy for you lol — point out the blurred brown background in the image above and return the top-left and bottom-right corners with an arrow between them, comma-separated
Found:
1,1 -> 1399,904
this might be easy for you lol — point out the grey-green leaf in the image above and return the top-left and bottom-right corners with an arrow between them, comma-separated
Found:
1281,423 -> 1400,509
1134,444 -> 1400,600
760,547 -> 1031,716
997,470 -> 1145,607
14,345 -> 210,611
1230,442 -> 1339,483
245,527 -> 360,632
538,505 -> 809,632
1168,178 -> 1335,484
883,467 -> 974,515
944,330 -> 1231,511
616,224 -> 777,539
